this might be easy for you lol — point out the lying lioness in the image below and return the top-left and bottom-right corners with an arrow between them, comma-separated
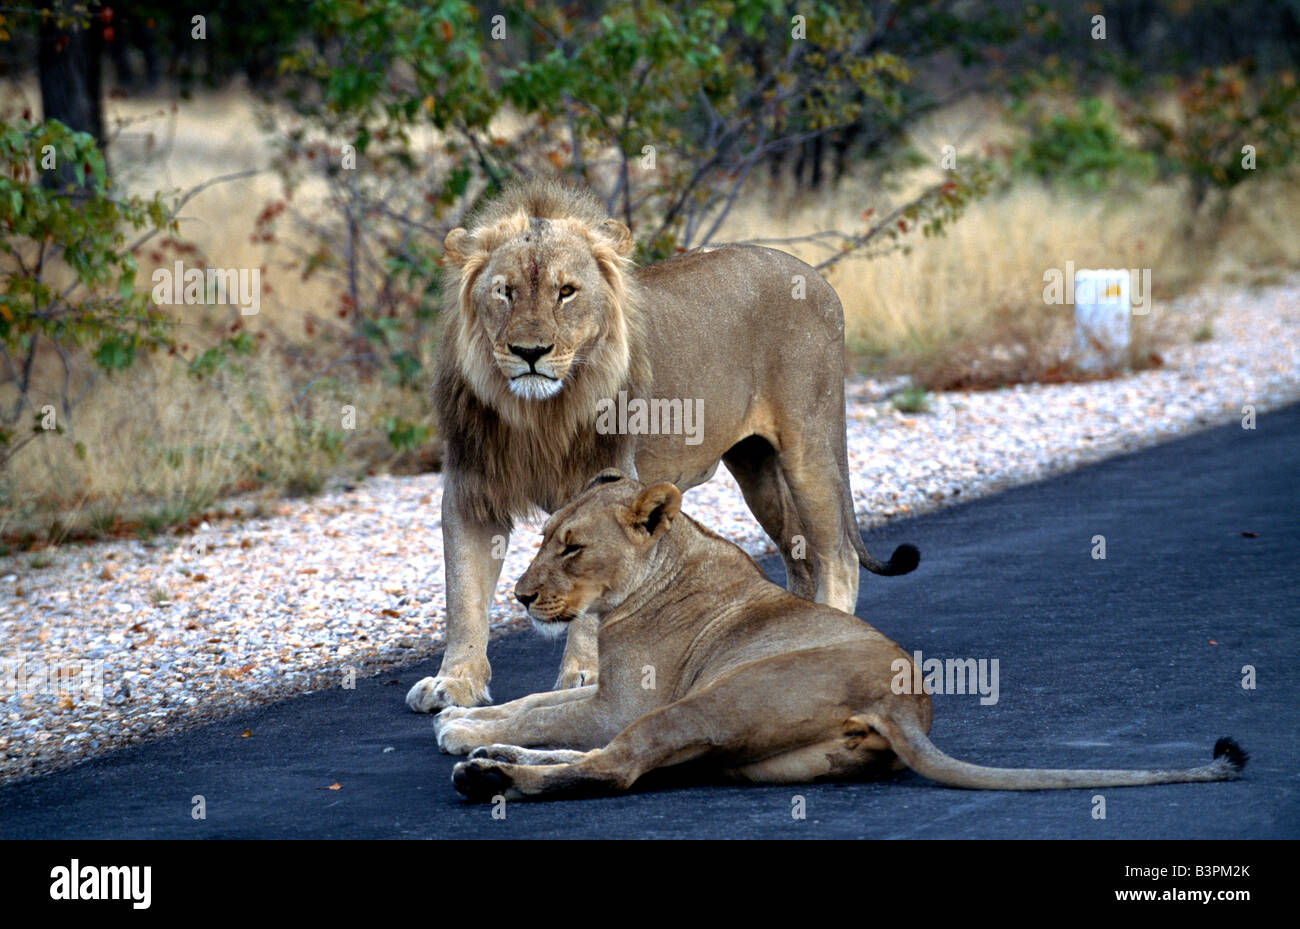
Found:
433,470 -> 1246,801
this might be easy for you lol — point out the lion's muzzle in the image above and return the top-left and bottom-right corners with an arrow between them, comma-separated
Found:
516,589 -> 575,628
509,343 -> 553,367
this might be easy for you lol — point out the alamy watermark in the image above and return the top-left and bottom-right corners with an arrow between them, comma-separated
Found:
891,650 -> 1000,705
595,390 -> 703,446
1043,260 -> 1151,315
151,261 -> 261,315
49,859 -> 150,909
1,654 -> 105,705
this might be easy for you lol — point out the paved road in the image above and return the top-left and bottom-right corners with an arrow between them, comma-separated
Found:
2,404 -> 1296,839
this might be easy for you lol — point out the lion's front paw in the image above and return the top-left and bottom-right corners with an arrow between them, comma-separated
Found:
452,758 -> 517,802
553,665 -> 598,691
405,673 -> 492,713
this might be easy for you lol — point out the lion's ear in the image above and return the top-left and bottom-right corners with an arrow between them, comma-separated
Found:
598,219 -> 634,257
444,228 -> 477,267
620,482 -> 681,543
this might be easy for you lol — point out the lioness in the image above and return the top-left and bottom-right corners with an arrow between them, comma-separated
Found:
407,181 -> 918,712
434,470 -> 1246,801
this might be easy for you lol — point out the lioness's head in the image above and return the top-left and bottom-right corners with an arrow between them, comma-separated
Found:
442,181 -> 637,409
514,469 -> 681,637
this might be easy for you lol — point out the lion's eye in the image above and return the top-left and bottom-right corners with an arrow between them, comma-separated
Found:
561,543 -> 582,557
558,284 -> 576,299
494,283 -> 513,301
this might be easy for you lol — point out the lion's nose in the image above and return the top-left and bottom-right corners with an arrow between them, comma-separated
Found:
509,344 -> 552,368
516,591 -> 538,608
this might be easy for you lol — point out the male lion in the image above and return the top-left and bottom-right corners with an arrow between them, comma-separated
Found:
434,471 -> 1247,801
407,180 -> 918,713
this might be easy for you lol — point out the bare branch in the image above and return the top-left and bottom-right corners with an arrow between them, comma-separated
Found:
814,183 -> 946,272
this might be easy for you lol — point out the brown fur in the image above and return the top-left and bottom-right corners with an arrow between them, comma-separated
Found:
407,179 -> 918,713
434,472 -> 1247,801
434,181 -> 651,525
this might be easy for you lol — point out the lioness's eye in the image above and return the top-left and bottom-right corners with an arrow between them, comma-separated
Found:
561,543 -> 582,557
559,284 -> 576,299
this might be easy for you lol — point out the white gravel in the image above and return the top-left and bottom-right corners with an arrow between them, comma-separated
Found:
2,278 -> 1298,785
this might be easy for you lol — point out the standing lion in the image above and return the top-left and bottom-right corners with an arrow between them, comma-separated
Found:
406,180 -> 918,712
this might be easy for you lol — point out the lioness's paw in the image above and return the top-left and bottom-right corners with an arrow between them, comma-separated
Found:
468,743 -> 527,763
469,744 -> 588,766
553,665 -> 598,691
452,758 -> 517,802
405,674 -> 491,713
436,705 -> 475,723
434,718 -> 489,755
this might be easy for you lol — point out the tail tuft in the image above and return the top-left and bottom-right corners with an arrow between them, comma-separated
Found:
1213,737 -> 1248,772
883,543 -> 921,576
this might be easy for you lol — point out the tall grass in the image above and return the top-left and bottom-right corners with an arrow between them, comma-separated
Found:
3,87 -> 1298,542
720,171 -> 1300,388
0,349 -> 434,544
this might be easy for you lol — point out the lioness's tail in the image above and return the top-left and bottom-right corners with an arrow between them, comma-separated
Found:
865,714 -> 1247,790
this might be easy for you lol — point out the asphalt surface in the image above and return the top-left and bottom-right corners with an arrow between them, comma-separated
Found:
2,403 -> 1297,839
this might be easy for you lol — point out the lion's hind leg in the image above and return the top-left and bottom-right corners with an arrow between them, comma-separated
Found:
723,436 -> 816,601
777,439 -> 861,612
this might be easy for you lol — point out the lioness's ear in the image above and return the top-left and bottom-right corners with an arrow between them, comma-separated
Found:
443,228 -> 476,267
598,219 -> 634,257
620,482 -> 682,543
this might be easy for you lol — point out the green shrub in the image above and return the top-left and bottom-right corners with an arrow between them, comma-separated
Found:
889,386 -> 932,414
1010,97 -> 1156,191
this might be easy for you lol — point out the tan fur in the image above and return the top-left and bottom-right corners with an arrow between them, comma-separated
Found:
435,183 -> 649,523
407,179 -> 917,713
435,472 -> 1246,801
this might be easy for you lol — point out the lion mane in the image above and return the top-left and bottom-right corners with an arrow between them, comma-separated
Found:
433,180 -> 652,527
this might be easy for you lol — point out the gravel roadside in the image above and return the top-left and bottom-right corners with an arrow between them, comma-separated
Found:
2,278 -> 1298,786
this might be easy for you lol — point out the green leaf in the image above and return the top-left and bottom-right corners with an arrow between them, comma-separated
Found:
94,335 -> 136,372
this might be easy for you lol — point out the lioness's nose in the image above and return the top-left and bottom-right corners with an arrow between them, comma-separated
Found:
516,591 -> 538,608
509,344 -> 552,367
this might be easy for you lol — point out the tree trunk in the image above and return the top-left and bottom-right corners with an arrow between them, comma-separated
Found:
38,3 -> 107,189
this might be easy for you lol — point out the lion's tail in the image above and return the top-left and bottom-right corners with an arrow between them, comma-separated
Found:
838,453 -> 919,576
861,713 -> 1247,790
854,538 -> 921,577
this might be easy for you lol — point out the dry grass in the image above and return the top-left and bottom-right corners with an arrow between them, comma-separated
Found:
3,85 -> 1299,541
720,163 -> 1300,390
717,95 -> 1300,388
0,84 -> 440,543
0,349 -> 435,544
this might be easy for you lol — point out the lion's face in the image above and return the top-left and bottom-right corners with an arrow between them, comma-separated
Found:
444,214 -> 634,403
514,470 -> 681,636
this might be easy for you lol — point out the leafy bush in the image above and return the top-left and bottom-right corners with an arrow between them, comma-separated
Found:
262,0 -> 1003,386
1009,97 -> 1155,191
1,117 -> 275,474
1129,64 -> 1300,225
0,118 -> 175,464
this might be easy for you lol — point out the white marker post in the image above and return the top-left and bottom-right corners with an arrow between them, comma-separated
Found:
1073,268 -> 1131,372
